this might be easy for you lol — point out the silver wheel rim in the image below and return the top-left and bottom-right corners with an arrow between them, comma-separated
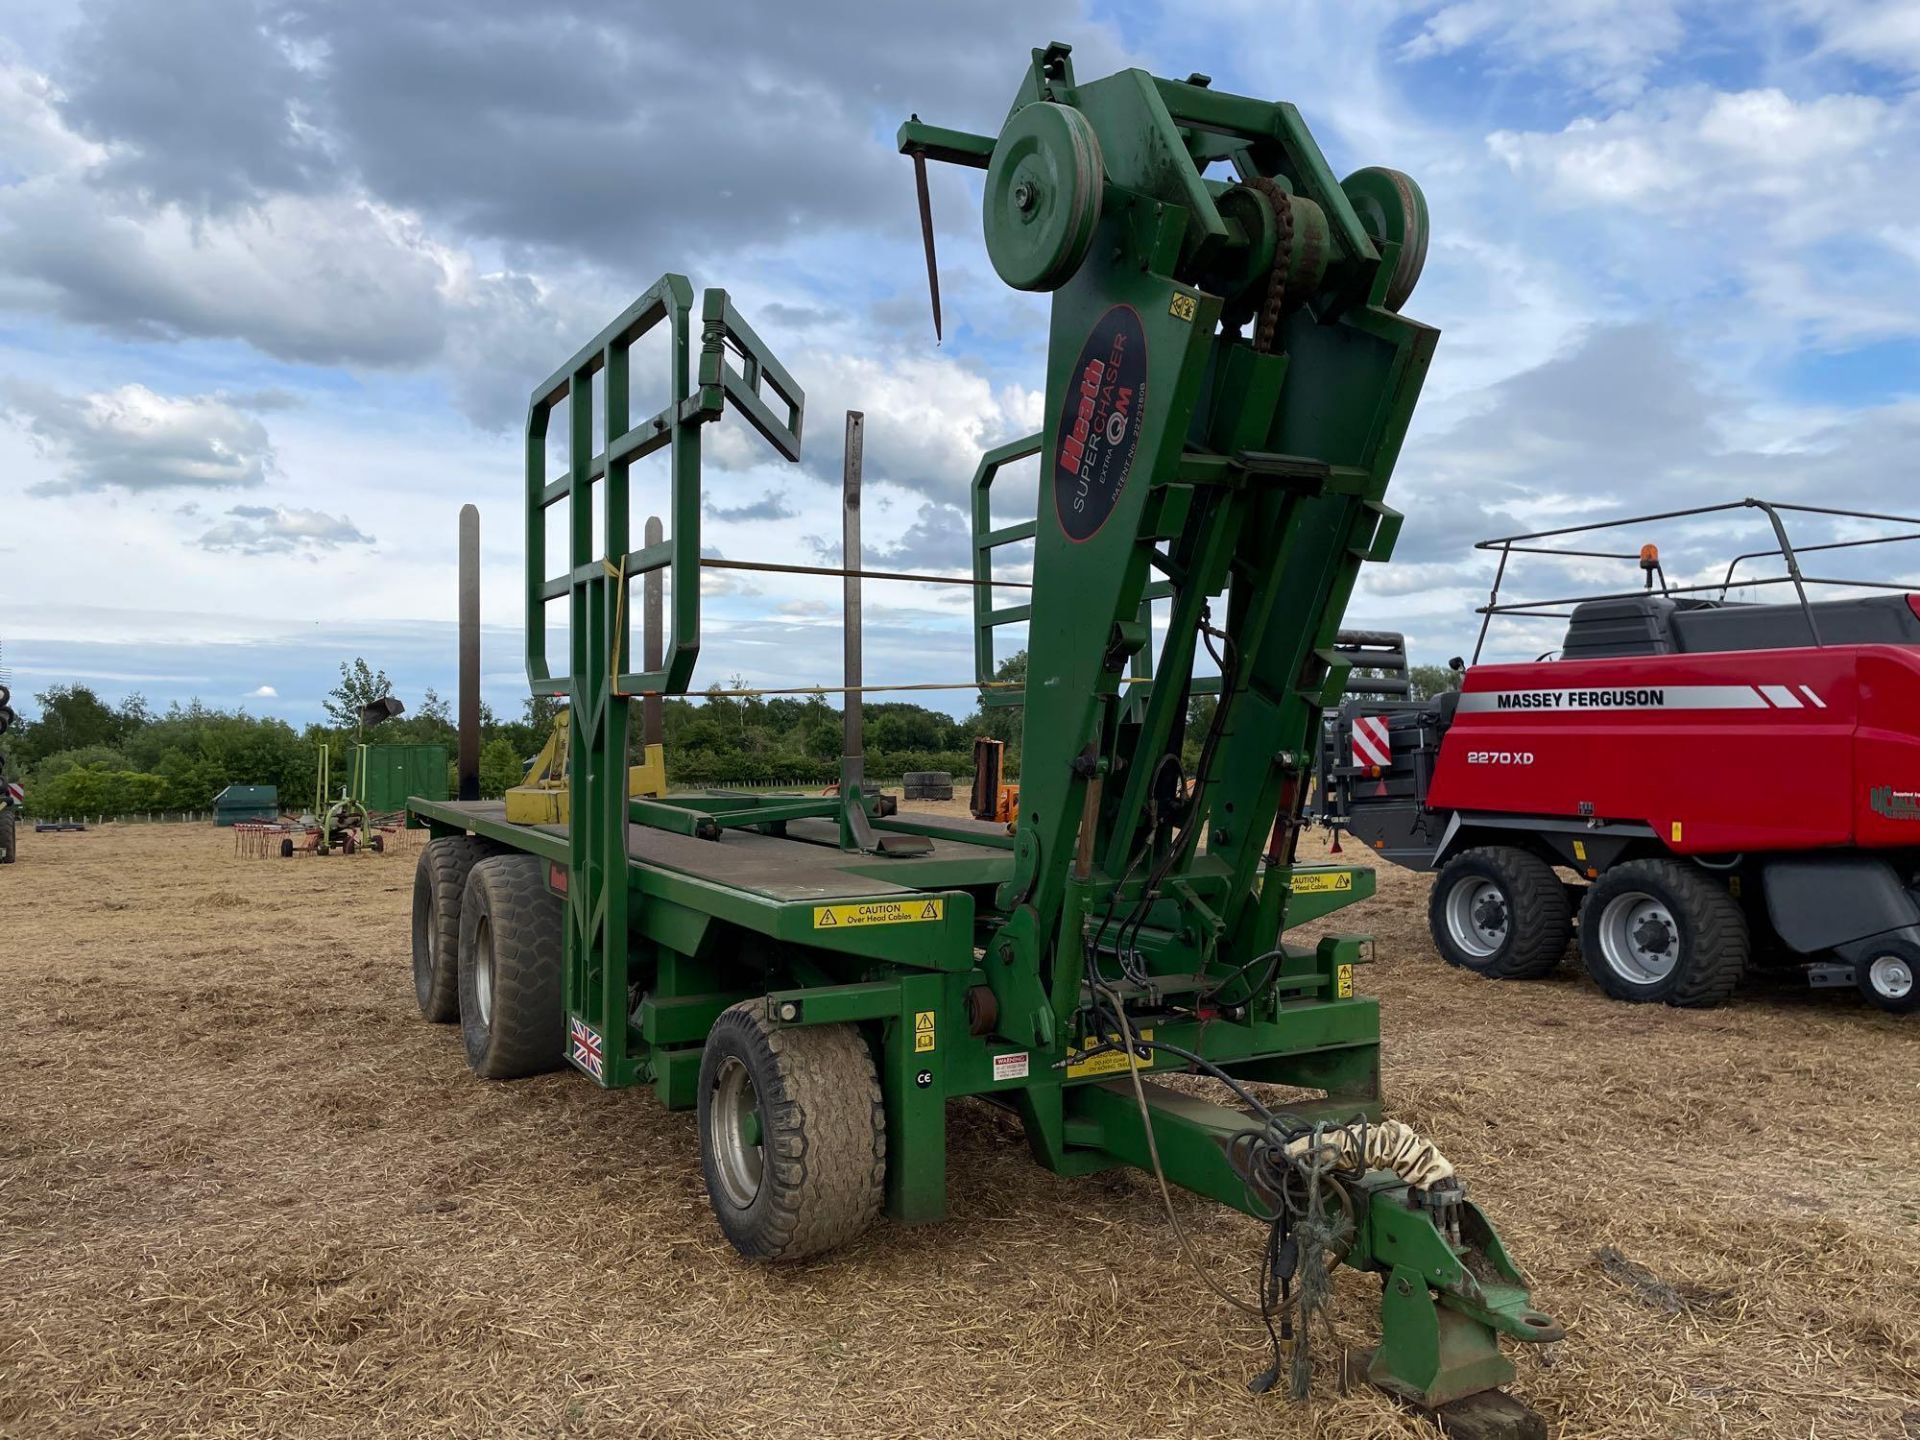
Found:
1444,877 -> 1509,958
708,1055 -> 764,1210
1868,955 -> 1914,1001
473,916 -> 494,1027
1597,891 -> 1679,984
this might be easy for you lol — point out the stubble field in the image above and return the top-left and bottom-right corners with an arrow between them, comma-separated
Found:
2,814 -> 1916,1439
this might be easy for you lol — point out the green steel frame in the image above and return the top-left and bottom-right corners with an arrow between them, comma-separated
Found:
410,40 -> 1557,1426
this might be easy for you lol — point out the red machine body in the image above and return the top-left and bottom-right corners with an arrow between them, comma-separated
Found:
1428,642 -> 1920,856
1314,501 -> 1920,1013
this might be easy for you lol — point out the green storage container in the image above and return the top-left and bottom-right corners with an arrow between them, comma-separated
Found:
358,744 -> 449,813
212,784 -> 278,826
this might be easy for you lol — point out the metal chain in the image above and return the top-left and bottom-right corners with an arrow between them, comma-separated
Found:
1245,176 -> 1295,353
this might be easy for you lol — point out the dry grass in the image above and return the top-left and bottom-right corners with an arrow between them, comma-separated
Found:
2,816 -> 1918,1439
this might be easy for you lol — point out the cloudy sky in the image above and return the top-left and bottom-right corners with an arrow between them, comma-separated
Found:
2,0 -> 1918,722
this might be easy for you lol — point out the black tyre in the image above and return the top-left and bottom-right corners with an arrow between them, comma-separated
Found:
1428,846 -> 1571,979
1579,859 -> 1748,1007
412,836 -> 496,1023
371,833 -> 385,854
1856,941 -> 1920,1015
457,855 -> 564,1078
0,809 -> 15,864
279,836 -> 294,858
697,1001 -> 886,1261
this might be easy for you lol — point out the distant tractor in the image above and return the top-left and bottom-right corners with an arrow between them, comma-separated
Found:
1318,501 -> 1920,1015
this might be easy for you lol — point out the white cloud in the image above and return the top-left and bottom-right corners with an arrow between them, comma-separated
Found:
0,57 -> 103,175
1488,87 -> 1897,212
783,349 -> 1043,503
12,383 -> 275,494
1485,85 -> 1920,349
198,503 -> 373,556
1400,0 -> 1685,98
245,683 -> 278,698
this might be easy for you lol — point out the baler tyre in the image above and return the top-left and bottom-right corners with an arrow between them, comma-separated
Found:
1427,846 -> 1570,979
0,808 -> 15,864
697,1001 -> 886,1262
279,837 -> 294,858
1856,942 -> 1920,1015
1579,859 -> 1748,1008
412,835 -> 497,1023
457,855 -> 565,1078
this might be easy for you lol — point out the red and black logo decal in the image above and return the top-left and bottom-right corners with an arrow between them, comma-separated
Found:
1053,305 -> 1147,543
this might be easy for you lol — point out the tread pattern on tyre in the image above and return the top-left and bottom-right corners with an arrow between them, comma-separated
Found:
700,1001 -> 886,1262
1429,845 -> 1571,980
413,835 -> 495,1023
0,809 -> 14,864
1580,858 -> 1749,1008
458,855 -> 565,1078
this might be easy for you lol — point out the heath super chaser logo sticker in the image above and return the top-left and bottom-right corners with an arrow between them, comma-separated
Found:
1456,684 -> 1827,713
1054,305 -> 1148,543
1870,786 -> 1920,821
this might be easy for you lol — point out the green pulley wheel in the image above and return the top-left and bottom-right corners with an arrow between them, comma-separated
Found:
1341,166 -> 1428,312
983,102 -> 1103,292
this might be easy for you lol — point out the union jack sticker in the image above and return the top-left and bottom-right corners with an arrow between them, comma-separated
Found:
568,1015 -> 605,1080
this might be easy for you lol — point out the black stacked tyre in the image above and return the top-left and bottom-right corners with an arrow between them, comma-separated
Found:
1578,858 -> 1748,1007
1428,846 -> 1572,979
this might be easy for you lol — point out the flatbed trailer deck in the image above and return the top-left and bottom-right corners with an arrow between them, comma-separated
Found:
412,794 -> 1388,1225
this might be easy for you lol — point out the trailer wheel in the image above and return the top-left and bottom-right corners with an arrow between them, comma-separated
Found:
697,1001 -> 886,1262
1580,859 -> 1748,1007
1428,847 -> 1571,979
0,809 -> 15,864
457,855 -> 565,1078
412,836 -> 497,1023
279,837 -> 294,858
1856,942 -> 1920,1015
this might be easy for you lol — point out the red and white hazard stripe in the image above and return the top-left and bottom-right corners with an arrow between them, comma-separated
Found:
1350,715 -> 1391,768
4,782 -> 21,803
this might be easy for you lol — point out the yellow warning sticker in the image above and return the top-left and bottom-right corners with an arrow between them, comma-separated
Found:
1670,820 -> 1684,843
1291,871 -> 1354,895
812,898 -> 945,930
914,1010 -> 936,1053
1168,291 -> 1198,323
1065,1028 -> 1155,1079
1572,839 -> 1587,862
1336,964 -> 1355,999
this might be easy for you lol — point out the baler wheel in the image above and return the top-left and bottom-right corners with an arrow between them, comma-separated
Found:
1579,859 -> 1748,1008
457,855 -> 565,1078
1857,943 -> 1919,1015
412,835 -> 496,1023
697,1002 -> 886,1262
1428,846 -> 1570,979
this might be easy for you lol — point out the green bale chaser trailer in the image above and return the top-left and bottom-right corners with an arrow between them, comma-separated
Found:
405,45 -> 1560,1435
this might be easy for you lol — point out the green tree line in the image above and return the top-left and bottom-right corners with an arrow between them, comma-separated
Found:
5,650 -> 1451,817
5,654 -> 1031,817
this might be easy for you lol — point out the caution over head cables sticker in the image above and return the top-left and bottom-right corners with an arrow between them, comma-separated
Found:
812,898 -> 945,930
